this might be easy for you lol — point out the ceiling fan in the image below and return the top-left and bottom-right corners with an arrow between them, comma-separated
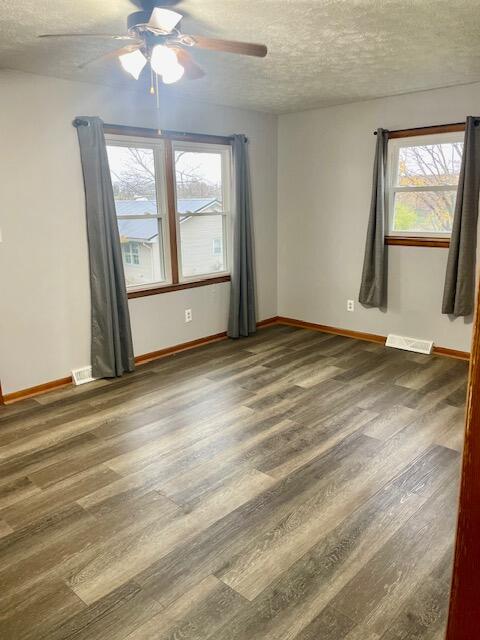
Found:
39,0 -> 268,89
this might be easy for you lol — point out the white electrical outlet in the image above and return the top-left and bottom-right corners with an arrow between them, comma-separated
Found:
185,308 -> 192,323
347,299 -> 355,312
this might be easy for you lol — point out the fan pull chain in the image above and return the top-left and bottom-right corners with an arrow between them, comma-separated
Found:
148,62 -> 162,135
150,65 -> 155,95
155,72 -> 163,135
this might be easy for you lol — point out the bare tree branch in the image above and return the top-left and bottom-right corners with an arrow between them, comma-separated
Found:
397,141 -> 462,232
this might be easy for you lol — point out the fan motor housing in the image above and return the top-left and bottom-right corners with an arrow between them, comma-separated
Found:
127,11 -> 151,32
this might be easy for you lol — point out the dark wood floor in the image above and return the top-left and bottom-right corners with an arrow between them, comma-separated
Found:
0,326 -> 468,640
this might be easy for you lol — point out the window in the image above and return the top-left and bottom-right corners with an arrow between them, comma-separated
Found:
106,139 -> 169,289
106,131 -> 232,294
123,242 -> 140,265
386,132 -> 464,238
173,142 -> 231,280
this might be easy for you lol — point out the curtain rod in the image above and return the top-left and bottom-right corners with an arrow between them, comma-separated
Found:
373,120 -> 479,135
72,119 -> 243,142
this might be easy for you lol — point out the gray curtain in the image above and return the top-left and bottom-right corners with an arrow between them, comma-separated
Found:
442,117 -> 480,317
74,116 -> 135,377
359,128 -> 389,308
228,134 -> 256,338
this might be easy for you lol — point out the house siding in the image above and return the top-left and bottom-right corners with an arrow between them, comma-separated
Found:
179,215 -> 225,278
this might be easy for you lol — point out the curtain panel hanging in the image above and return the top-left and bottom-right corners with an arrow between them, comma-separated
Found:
74,116 -> 135,377
359,128 -> 389,309
442,116 -> 480,317
228,134 -> 257,338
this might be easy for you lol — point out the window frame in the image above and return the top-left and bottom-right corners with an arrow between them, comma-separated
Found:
172,140 -> 232,283
385,127 -> 465,247
105,133 -> 172,292
104,126 -> 233,297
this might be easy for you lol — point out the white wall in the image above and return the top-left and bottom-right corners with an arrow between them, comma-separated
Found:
3,70 -> 478,395
278,83 -> 480,352
0,70 -> 277,394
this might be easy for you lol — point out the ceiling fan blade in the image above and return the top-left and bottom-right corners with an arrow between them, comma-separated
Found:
39,33 -> 137,40
170,47 -> 205,80
78,44 -> 142,69
187,35 -> 267,58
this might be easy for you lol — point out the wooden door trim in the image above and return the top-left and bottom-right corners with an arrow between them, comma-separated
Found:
446,276 -> 480,638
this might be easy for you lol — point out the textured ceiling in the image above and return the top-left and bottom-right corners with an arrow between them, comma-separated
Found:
1,0 -> 480,113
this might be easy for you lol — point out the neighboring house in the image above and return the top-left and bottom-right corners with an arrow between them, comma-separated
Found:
115,197 -> 224,286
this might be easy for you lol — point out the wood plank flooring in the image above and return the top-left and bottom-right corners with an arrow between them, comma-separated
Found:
0,326 -> 468,639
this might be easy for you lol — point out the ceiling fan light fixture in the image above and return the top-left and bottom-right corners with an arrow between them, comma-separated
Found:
150,44 -> 184,83
150,44 -> 176,74
161,63 -> 185,84
148,7 -> 183,33
119,48 -> 146,79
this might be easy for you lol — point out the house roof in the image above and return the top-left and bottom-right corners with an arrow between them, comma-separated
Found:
117,218 -> 158,242
116,200 -> 157,216
116,198 -> 220,241
178,198 -> 222,214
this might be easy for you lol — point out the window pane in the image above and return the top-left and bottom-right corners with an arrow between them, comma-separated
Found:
175,150 -> 223,210
107,145 -> 158,210
106,143 -> 167,288
396,142 -> 463,187
118,219 -> 166,287
179,215 -> 225,277
393,190 -> 456,233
